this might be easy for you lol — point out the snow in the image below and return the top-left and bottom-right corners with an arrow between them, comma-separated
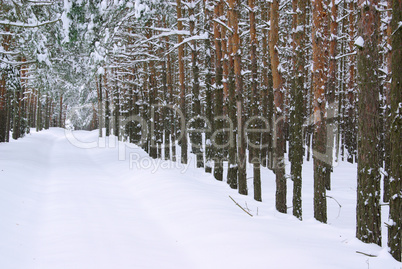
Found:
354,36 -> 364,48
97,66 -> 105,75
61,1 -> 72,43
0,128 -> 401,269
37,53 -> 47,63
295,25 -> 304,33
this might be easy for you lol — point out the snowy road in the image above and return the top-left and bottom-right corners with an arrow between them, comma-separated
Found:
38,133 -> 194,269
1,130 -> 194,269
0,129 -> 400,269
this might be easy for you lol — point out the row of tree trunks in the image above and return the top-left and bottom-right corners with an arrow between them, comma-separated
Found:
89,0 -> 400,260
2,0 -> 399,260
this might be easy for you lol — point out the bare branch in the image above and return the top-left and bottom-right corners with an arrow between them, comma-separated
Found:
356,251 -> 377,257
229,196 -> 253,217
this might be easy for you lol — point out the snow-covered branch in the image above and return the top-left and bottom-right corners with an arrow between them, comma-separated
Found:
0,18 -> 61,28
166,32 -> 208,55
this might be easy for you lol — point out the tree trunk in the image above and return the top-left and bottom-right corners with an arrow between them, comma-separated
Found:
113,71 -> 120,139
388,0 -> 402,261
270,0 -> 286,213
260,1 -> 274,170
59,96 -> 63,128
162,60 -> 170,161
12,82 -> 21,139
248,0 -> 261,201
36,90 -> 42,132
312,0 -> 329,223
356,0 -> 381,246
177,0 -> 187,164
382,0 -> 393,204
228,0 -> 247,195
98,74 -> 103,137
324,0 -> 338,191
226,0 -> 237,188
168,54 -> 176,163
290,0 -> 307,220
0,74 -> 7,142
189,3 -> 204,168
1,26 -> 12,141
227,53 -> 238,188
203,0 -> 214,173
105,73 -> 110,137
346,0 -> 357,163
213,1 -> 224,181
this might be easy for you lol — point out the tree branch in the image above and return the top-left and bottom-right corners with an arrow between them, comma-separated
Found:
0,18 -> 61,28
229,196 -> 253,217
356,251 -> 377,257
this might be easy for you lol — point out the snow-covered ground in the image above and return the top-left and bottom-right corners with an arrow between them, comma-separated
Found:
0,128 -> 400,269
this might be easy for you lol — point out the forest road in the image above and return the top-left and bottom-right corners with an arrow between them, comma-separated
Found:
23,130 -> 196,269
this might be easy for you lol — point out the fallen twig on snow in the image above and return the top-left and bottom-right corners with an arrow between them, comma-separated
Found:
229,196 -> 253,217
327,195 -> 342,208
327,195 -> 342,219
356,251 -> 377,257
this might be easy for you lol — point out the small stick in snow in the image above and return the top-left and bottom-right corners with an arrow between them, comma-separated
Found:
326,195 -> 342,208
327,195 -> 342,219
229,196 -> 253,217
356,251 -> 377,257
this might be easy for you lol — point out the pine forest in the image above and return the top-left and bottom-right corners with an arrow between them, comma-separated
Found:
0,0 -> 401,266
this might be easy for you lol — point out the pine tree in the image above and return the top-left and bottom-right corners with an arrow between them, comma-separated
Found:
213,1 -> 224,181
382,0 -> 393,203
325,0 -> 338,191
0,26 -> 11,142
188,1 -> 204,168
312,0 -> 329,223
176,0 -> 187,164
248,0 -> 261,202
345,0 -> 357,163
270,0 -> 286,213
105,74 -> 111,136
98,74 -> 103,137
388,0 -> 402,261
228,0 -> 247,195
260,1 -> 274,170
226,0 -> 238,189
203,0 -> 214,174
356,0 -> 381,246
290,0 -> 308,220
